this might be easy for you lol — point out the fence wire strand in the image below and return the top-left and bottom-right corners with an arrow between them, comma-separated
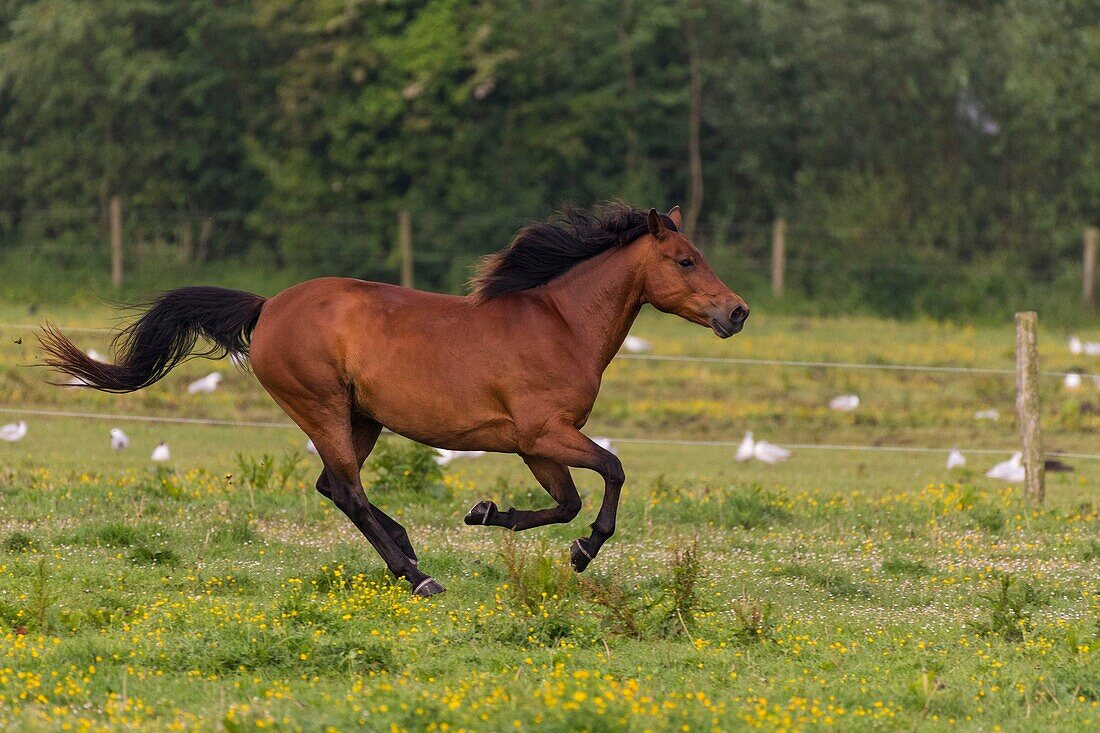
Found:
1,321 -> 1096,379
1,405 -> 1098,461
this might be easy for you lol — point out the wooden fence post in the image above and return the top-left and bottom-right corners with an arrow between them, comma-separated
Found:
771,217 -> 786,297
398,208 -> 414,289
109,195 -> 123,288
1084,226 -> 1098,313
1015,311 -> 1044,505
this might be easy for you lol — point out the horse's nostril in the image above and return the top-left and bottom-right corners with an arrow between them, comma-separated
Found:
730,305 -> 749,324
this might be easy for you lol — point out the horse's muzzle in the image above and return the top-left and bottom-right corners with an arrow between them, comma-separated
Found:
710,304 -> 749,338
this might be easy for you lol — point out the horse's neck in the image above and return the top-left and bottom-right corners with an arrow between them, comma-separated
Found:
539,245 -> 645,370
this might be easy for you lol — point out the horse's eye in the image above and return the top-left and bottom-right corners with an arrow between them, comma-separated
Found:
678,258 -> 695,269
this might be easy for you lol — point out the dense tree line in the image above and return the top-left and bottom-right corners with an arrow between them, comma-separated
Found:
0,1 -> 1097,315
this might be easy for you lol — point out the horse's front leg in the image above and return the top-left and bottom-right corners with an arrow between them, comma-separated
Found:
465,457 -> 581,530
520,425 -> 624,572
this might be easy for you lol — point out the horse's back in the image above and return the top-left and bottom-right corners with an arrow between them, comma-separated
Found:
249,277 -> 540,450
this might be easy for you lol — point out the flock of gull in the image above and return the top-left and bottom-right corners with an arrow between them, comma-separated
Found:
3,334 -> 1094,479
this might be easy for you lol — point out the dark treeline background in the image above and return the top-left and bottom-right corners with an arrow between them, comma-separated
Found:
0,0 -> 1097,320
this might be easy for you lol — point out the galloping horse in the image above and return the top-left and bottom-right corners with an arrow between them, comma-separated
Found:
39,204 -> 748,596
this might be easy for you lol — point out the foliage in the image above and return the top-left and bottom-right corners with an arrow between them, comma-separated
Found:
367,440 -> 446,497
968,573 -> 1044,642
580,540 -> 705,640
234,449 -> 305,493
0,1 -> 1097,320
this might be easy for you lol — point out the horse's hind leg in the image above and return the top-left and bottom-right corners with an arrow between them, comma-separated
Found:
316,466 -> 417,565
302,407 -> 442,596
465,457 -> 580,531
348,418 -> 418,564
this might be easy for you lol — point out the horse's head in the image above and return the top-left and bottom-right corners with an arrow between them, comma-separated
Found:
639,207 -> 749,338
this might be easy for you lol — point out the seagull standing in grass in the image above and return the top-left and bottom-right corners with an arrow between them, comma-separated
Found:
151,441 -> 171,462
592,437 -> 617,456
109,428 -> 129,451
0,421 -> 27,442
734,431 -> 791,464
985,453 -> 1024,482
1064,372 -> 1082,390
1069,336 -> 1100,356
434,449 -> 485,467
752,439 -> 791,464
735,432 -> 755,462
622,335 -> 652,354
946,448 -> 966,469
187,372 -> 223,394
829,394 -> 860,412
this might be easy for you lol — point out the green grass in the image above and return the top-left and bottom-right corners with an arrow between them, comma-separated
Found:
0,304 -> 1098,729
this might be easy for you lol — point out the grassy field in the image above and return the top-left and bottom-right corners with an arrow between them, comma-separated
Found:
0,301 -> 1099,730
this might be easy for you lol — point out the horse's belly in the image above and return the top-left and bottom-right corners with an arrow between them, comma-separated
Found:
349,360 -> 519,452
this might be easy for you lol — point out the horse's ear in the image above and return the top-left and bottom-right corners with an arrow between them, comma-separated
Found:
647,208 -> 668,240
667,205 -> 682,230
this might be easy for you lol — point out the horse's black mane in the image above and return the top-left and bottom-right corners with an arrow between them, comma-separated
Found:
470,203 -> 678,300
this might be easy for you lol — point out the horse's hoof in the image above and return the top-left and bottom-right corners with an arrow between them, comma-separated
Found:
570,539 -> 593,573
464,500 -> 496,526
412,577 -> 446,596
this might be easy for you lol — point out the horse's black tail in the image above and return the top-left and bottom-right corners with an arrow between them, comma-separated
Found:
38,286 -> 266,394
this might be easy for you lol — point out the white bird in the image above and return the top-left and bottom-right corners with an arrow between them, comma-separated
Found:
433,449 -> 485,467
592,437 -> 617,456
985,452 -> 1025,482
229,352 -> 248,369
151,442 -> 171,462
829,394 -> 860,412
87,348 -> 106,362
109,428 -> 130,451
946,448 -> 966,469
622,335 -> 652,354
187,372 -> 223,394
306,439 -> 318,455
0,421 -> 27,442
974,409 -> 1000,421
1069,336 -> 1100,356
735,432 -> 755,462
752,439 -> 791,464
1064,372 -> 1082,390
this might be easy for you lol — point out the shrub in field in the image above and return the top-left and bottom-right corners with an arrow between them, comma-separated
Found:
367,441 -> 446,498
235,448 -> 305,493
4,530 -> 37,554
580,540 -> 705,640
651,540 -> 704,637
729,599 -> 777,645
577,575 -> 645,639
968,573 -> 1043,642
498,535 -> 577,644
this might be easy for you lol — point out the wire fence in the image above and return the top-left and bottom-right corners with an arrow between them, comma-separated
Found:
1,405 -> 1097,462
3,310 -> 1100,469
2,321 -> 1097,381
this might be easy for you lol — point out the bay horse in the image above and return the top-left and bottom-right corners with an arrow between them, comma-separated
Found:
39,204 -> 748,596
